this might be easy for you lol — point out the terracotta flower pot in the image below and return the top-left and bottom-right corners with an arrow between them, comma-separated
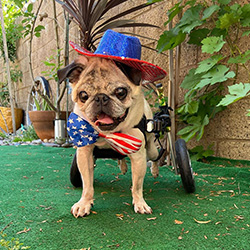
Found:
28,111 -> 67,141
0,107 -> 23,133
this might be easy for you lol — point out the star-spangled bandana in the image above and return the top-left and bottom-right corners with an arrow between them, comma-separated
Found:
67,112 -> 142,155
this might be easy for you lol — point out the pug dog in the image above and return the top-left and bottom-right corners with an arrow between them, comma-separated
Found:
57,54 -> 161,218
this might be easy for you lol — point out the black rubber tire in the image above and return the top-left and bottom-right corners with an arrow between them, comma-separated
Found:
175,139 -> 195,193
70,153 -> 82,187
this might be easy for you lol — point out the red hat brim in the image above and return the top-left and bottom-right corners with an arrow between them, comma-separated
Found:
70,41 -> 167,84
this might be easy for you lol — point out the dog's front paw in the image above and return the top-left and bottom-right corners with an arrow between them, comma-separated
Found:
133,199 -> 152,214
71,198 -> 93,218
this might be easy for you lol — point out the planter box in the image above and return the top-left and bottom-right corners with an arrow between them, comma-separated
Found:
0,107 -> 23,133
29,111 -> 67,141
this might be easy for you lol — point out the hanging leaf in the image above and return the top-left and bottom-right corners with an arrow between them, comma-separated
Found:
218,0 -> 231,5
217,83 -> 250,106
241,4 -> 250,27
195,55 -> 224,74
195,65 -> 235,89
201,36 -> 225,54
177,4 -> 203,34
157,28 -> 186,52
177,115 -> 209,142
165,1 -> 183,25
180,68 -> 204,90
202,5 -> 220,20
188,28 -> 210,45
228,50 -> 250,64
27,3 -> 33,13
218,13 -> 239,30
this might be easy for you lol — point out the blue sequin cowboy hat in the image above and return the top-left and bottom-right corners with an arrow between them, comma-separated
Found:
69,29 -> 167,83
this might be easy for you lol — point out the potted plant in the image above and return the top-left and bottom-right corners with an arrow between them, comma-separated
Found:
28,75 -> 68,141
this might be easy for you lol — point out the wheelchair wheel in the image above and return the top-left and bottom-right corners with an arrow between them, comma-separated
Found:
175,139 -> 195,193
70,153 -> 82,187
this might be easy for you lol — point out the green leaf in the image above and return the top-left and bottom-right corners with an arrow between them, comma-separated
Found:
177,115 -> 209,142
187,101 -> 199,114
218,13 -> 239,30
177,5 -> 203,33
195,55 -> 224,74
13,0 -> 24,9
43,61 -> 56,66
210,27 -> 227,37
180,68 -> 204,90
27,3 -> 33,13
190,144 -> 214,161
196,65 -> 235,89
241,4 -> 250,27
165,2 -> 182,25
201,36 -> 225,54
188,28 -> 210,45
242,30 -> 250,37
34,25 -> 45,32
157,28 -> 186,52
228,50 -> 250,64
202,5 -> 219,20
197,115 -> 209,140
217,83 -> 250,106
34,33 -> 41,37
218,0 -> 231,5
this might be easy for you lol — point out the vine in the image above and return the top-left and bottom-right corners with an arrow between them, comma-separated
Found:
149,0 -> 250,159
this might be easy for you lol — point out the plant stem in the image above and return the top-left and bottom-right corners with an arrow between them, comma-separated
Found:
28,0 -> 44,83
28,0 -> 57,112
52,0 -> 61,102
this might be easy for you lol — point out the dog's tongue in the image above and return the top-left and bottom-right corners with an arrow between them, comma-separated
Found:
95,113 -> 114,126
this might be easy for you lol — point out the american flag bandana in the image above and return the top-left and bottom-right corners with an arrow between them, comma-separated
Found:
67,113 -> 142,155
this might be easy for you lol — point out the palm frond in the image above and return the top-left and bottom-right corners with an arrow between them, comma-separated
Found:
97,3 -> 154,31
88,0 -> 108,31
56,0 -> 159,50
104,0 -> 129,13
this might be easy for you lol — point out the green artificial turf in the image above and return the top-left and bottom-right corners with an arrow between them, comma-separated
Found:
0,145 -> 250,250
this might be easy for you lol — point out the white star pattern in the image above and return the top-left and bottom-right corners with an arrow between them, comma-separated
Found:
67,112 -> 99,148
77,117 -> 83,122
81,124 -> 87,130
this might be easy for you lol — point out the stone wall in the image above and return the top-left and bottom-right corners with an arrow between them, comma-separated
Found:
1,0 -> 249,160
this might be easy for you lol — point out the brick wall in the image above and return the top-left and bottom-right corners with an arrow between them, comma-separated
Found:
1,0 -> 249,160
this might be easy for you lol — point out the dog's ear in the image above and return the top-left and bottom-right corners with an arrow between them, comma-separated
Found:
115,62 -> 141,86
57,61 -> 85,84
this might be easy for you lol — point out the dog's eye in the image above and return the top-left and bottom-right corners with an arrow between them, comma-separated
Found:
114,87 -> 127,100
79,91 -> 88,103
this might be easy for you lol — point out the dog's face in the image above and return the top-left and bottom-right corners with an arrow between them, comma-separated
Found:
58,56 -> 143,133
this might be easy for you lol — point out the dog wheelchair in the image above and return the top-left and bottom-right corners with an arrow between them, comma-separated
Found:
146,98 -> 195,193
69,84 -> 195,194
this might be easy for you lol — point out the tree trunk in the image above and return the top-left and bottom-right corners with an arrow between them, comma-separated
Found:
0,0 -> 16,134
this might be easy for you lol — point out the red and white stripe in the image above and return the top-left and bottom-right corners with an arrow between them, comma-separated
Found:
99,132 -> 142,155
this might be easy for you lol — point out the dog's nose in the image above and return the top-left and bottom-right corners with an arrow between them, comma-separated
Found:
94,94 -> 110,106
